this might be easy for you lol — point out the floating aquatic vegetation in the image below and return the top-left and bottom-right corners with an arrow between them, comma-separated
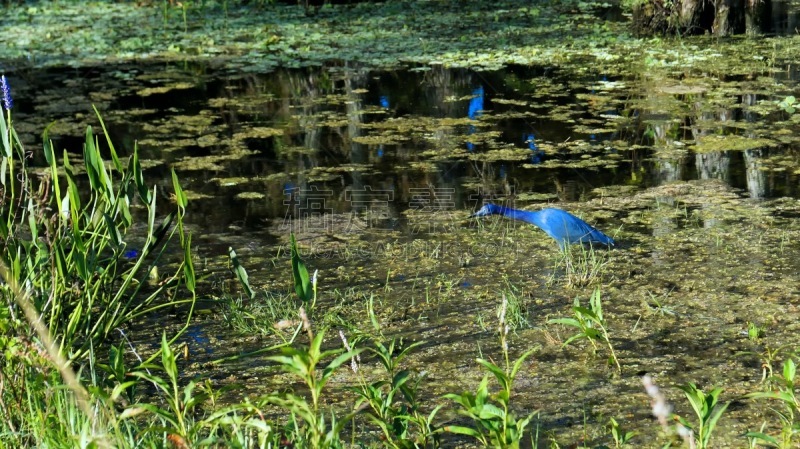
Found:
137,82 -> 195,97
691,134 -> 776,153
467,146 -> 532,162
235,192 -> 267,200
351,134 -> 408,145
232,126 -> 283,140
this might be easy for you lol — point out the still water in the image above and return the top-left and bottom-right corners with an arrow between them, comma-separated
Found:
10,62 -> 800,237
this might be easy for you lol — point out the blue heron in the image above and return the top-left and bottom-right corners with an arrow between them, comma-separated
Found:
471,203 -> 615,249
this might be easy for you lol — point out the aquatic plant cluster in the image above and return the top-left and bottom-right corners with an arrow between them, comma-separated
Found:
4,0 -> 800,448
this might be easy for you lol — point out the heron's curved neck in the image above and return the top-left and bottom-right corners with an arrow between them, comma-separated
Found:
497,206 -> 540,226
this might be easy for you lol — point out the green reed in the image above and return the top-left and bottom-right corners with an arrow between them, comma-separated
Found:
0,99 -> 195,446
548,288 -> 621,372
1,107 -> 195,363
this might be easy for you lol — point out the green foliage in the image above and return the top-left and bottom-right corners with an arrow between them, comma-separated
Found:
736,344 -> 792,385
290,233 -> 314,304
228,246 -> 255,299
95,343 -> 138,407
777,96 -> 796,114
746,358 -> 800,447
548,288 -> 621,372
443,350 -> 537,449
676,383 -> 729,449
0,107 -> 197,447
607,417 -> 636,447
445,293 -> 537,449
352,339 -> 441,448
747,322 -> 767,341
128,333 -> 210,442
0,108 -> 194,363
265,327 -> 362,448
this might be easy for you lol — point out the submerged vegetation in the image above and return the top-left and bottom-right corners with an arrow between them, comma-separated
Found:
3,0 -> 800,447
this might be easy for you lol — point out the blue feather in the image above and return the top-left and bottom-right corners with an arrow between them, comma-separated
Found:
471,203 -> 615,249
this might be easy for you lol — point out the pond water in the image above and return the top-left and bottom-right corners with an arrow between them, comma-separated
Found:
8,57 -> 800,445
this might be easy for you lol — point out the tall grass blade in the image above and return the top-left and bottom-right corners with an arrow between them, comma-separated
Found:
290,233 -> 312,302
93,104 -> 123,171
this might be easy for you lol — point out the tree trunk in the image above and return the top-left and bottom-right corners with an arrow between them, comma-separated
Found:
632,0 -> 771,36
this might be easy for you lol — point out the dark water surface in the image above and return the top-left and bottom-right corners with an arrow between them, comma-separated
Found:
9,61 -> 800,232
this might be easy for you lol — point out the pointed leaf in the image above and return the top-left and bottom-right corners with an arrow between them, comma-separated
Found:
290,233 -> 312,302
171,168 -> 187,209
184,233 -> 195,293
228,247 -> 254,299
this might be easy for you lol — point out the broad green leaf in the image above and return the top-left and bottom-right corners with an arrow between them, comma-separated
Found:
443,425 -> 484,439
132,145 -> 150,204
548,317 -> 582,328
103,212 -> 122,249
0,112 -> 10,158
703,400 -> 729,446
783,358 -> 796,382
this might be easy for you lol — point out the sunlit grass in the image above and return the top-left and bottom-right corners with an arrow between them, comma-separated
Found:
550,243 -> 611,287
221,290 -> 297,336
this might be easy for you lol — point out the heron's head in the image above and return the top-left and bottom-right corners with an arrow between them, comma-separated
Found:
470,203 -> 501,217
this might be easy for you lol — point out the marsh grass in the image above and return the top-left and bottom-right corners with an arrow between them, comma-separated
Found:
221,290 -> 297,336
551,243 -> 610,287
501,280 -> 529,332
1,108 -> 196,364
4,97 -> 799,448
643,289 -> 679,317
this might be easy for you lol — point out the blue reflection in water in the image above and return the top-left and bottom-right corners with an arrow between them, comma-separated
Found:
466,86 -> 484,152
186,325 -> 211,354
468,86 -> 484,119
123,249 -> 140,260
525,133 -> 544,164
377,96 -> 390,158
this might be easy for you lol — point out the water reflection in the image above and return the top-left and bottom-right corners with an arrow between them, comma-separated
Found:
7,61 -> 800,243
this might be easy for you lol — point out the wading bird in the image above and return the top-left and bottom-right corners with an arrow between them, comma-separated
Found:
471,203 -> 615,249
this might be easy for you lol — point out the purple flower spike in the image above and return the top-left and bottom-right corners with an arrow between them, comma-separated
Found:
1,75 -> 12,111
